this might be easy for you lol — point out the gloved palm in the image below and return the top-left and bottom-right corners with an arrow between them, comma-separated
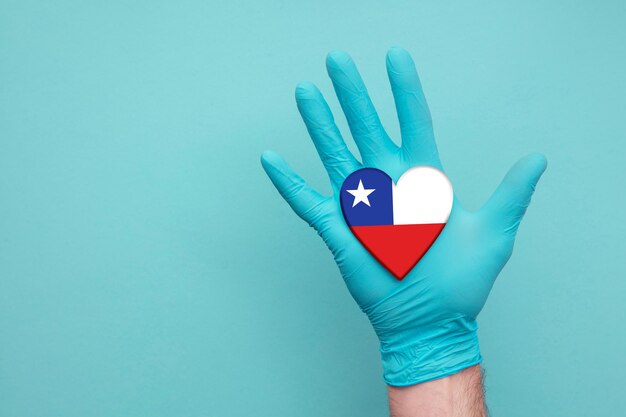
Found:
261,48 -> 547,386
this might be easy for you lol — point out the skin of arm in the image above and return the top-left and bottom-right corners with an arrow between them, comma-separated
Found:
387,365 -> 487,417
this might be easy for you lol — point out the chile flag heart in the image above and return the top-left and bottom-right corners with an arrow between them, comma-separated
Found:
340,166 -> 453,280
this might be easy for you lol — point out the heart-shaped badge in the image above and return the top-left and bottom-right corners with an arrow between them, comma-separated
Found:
340,166 -> 453,280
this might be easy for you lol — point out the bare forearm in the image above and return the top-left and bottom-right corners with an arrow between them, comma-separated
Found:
387,365 -> 487,417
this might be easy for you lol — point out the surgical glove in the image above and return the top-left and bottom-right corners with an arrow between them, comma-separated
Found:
261,47 -> 547,386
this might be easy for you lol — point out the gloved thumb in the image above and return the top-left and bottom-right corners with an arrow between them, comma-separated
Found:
482,153 -> 547,235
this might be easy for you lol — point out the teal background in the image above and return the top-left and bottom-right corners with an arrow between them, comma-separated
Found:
1,1 -> 625,416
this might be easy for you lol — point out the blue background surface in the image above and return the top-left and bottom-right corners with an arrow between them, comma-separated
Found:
1,1 -> 625,416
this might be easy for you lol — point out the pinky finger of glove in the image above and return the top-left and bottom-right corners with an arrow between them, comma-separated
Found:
261,150 -> 327,226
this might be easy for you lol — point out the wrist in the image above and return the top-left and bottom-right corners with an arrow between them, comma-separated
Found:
379,316 -> 482,386
387,364 -> 487,417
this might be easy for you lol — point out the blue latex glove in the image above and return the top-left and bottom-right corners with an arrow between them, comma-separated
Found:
261,48 -> 547,386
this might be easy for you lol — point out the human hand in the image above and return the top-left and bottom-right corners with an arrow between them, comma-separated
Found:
261,47 -> 547,386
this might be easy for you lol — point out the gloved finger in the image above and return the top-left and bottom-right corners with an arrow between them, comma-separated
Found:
326,50 -> 397,165
295,81 -> 361,189
482,153 -> 548,234
386,47 -> 441,168
260,151 -> 327,226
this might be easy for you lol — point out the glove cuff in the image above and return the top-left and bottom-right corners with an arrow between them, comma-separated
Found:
379,316 -> 482,386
